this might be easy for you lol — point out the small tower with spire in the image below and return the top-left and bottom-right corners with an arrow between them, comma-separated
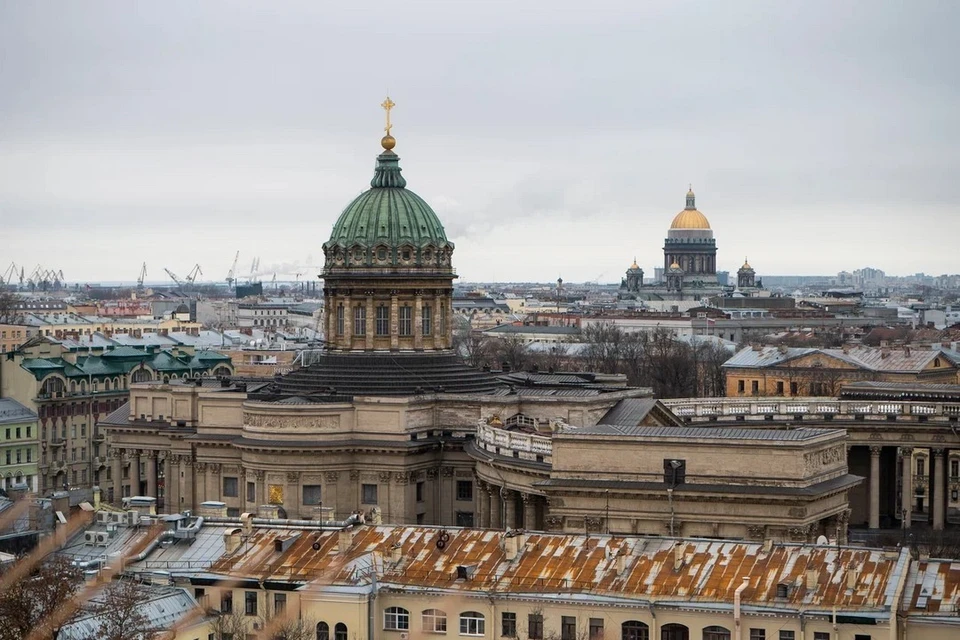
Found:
737,257 -> 756,288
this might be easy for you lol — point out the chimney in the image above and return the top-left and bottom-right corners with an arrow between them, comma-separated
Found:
199,501 -> 228,518
806,569 -> 819,590
903,346 -> 911,357
224,528 -> 242,554
257,504 -> 281,519
240,512 -> 254,535
338,529 -> 353,555
616,550 -> 627,574
673,541 -> 684,571
390,541 -> 402,563
504,533 -> 519,561
762,538 -> 773,554
846,566 -> 859,590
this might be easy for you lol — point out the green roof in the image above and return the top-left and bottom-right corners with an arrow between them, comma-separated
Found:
323,150 -> 453,266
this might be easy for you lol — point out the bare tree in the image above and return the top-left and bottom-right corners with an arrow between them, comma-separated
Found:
210,609 -> 249,640
85,578 -> 157,640
0,556 -> 84,640
0,291 -> 23,324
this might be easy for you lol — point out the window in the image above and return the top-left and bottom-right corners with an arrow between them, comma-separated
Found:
247,481 -> 256,503
362,483 -> 378,504
456,480 -> 473,502
737,380 -> 745,393
561,616 -> 577,640
589,618 -> 603,639
15,427 -> 20,439
813,634 -> 830,640
917,457 -> 926,476
751,380 -> 759,394
776,381 -> 784,395
26,449 -> 32,463
952,460 -> 959,478
16,450 -> 22,464
779,632 -> 795,640
274,593 -> 286,614
317,622 -> 330,640
353,305 -> 366,336
663,459 -> 686,485
244,591 -> 257,616
790,381 -> 799,395
376,305 -> 390,336
416,481 -> 424,502
455,511 -> 475,527
422,304 -> 432,336
384,607 -> 409,631
334,623 -> 348,640
460,612 -> 485,636
220,591 -> 233,613
703,626 -> 731,640
622,621 -> 649,640
501,612 -> 517,638
80,423 -> 85,437
422,609 -> 447,633
336,304 -> 344,336
303,485 -> 322,505
853,636 -> 871,640
749,631 -> 765,640
223,477 -> 238,497
528,613 -> 543,640
399,306 -> 412,336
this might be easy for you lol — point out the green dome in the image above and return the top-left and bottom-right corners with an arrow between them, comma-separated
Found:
323,150 -> 454,269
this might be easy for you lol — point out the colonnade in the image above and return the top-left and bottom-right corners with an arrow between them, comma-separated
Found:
867,445 -> 954,531
475,480 -> 544,530
110,448 -> 168,508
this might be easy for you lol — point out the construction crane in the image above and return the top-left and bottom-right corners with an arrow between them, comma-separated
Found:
225,251 -> 240,288
185,264 -> 203,284
249,257 -> 260,283
1,262 -> 19,288
164,268 -> 184,287
137,263 -> 147,290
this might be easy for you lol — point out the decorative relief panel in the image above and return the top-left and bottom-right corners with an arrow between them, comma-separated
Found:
803,445 -> 845,471
269,485 -> 284,504
244,413 -> 341,430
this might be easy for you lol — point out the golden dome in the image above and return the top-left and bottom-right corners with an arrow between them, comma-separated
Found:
670,209 -> 711,229
670,186 -> 711,229
741,257 -> 752,270
670,261 -> 681,270
630,258 -> 639,269
381,134 -> 396,150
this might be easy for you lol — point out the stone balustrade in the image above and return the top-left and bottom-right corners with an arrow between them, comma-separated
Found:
661,397 -> 960,422
475,423 -> 553,464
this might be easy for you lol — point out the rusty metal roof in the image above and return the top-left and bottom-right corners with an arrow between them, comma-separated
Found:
904,559 -> 960,617
207,525 -> 906,612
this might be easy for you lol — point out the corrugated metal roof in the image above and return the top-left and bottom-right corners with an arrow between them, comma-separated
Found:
0,398 -> 37,424
598,398 -> 658,425
563,424 -> 838,442
724,345 -> 958,373
204,525 -> 903,611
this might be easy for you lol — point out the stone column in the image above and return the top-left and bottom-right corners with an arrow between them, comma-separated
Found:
390,294 -> 399,350
365,295 -> 374,350
326,292 -> 336,347
433,292 -> 443,349
869,446 -> 882,529
161,453 -> 172,510
413,291 -> 423,350
255,470 -> 265,507
209,463 -> 221,501
489,486 -> 502,529
286,471 -> 301,519
475,480 -> 486,528
900,447 -> 913,528
933,448 -> 946,530
111,449 -> 124,504
176,455 -> 187,510
130,450 -> 141,497
145,450 -> 158,500
523,493 -> 537,530
194,462 -> 207,504
503,490 -> 517,529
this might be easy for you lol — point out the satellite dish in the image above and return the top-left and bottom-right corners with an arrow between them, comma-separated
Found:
816,535 -> 829,545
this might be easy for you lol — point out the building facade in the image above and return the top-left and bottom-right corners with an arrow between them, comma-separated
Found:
0,398 -> 38,492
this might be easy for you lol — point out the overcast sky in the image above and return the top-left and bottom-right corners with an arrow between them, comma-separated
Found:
1,1 -> 958,285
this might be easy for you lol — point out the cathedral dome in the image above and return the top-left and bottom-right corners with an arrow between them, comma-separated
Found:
669,187 -> 711,230
323,145 -> 453,270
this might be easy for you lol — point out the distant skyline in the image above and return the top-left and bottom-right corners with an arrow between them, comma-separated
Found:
2,1 -> 958,283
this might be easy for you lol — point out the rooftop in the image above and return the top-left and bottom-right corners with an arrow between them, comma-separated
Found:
0,398 -> 37,424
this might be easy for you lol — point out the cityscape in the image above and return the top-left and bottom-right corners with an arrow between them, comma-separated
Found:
2,3 -> 959,640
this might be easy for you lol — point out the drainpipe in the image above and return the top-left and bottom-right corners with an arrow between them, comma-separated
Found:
734,577 -> 749,640
367,565 -> 378,640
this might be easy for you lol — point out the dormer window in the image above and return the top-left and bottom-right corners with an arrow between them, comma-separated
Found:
377,247 -> 387,261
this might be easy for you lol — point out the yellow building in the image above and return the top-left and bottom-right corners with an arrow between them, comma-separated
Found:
723,345 -> 960,397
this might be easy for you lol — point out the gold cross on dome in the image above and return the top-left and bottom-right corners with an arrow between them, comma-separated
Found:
381,97 -> 396,135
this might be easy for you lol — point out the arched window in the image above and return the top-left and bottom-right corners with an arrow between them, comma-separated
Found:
622,621 -> 650,640
334,623 -> 347,640
353,305 -> 366,336
661,624 -> 689,640
70,381 -> 76,394
213,366 -> 231,377
459,612 -> 485,636
384,607 -> 409,631
703,626 -> 730,640
935,357 -> 942,367
40,377 -> 65,397
422,609 -> 447,633
132,368 -> 152,383
316,622 -> 329,640
104,379 -> 111,391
